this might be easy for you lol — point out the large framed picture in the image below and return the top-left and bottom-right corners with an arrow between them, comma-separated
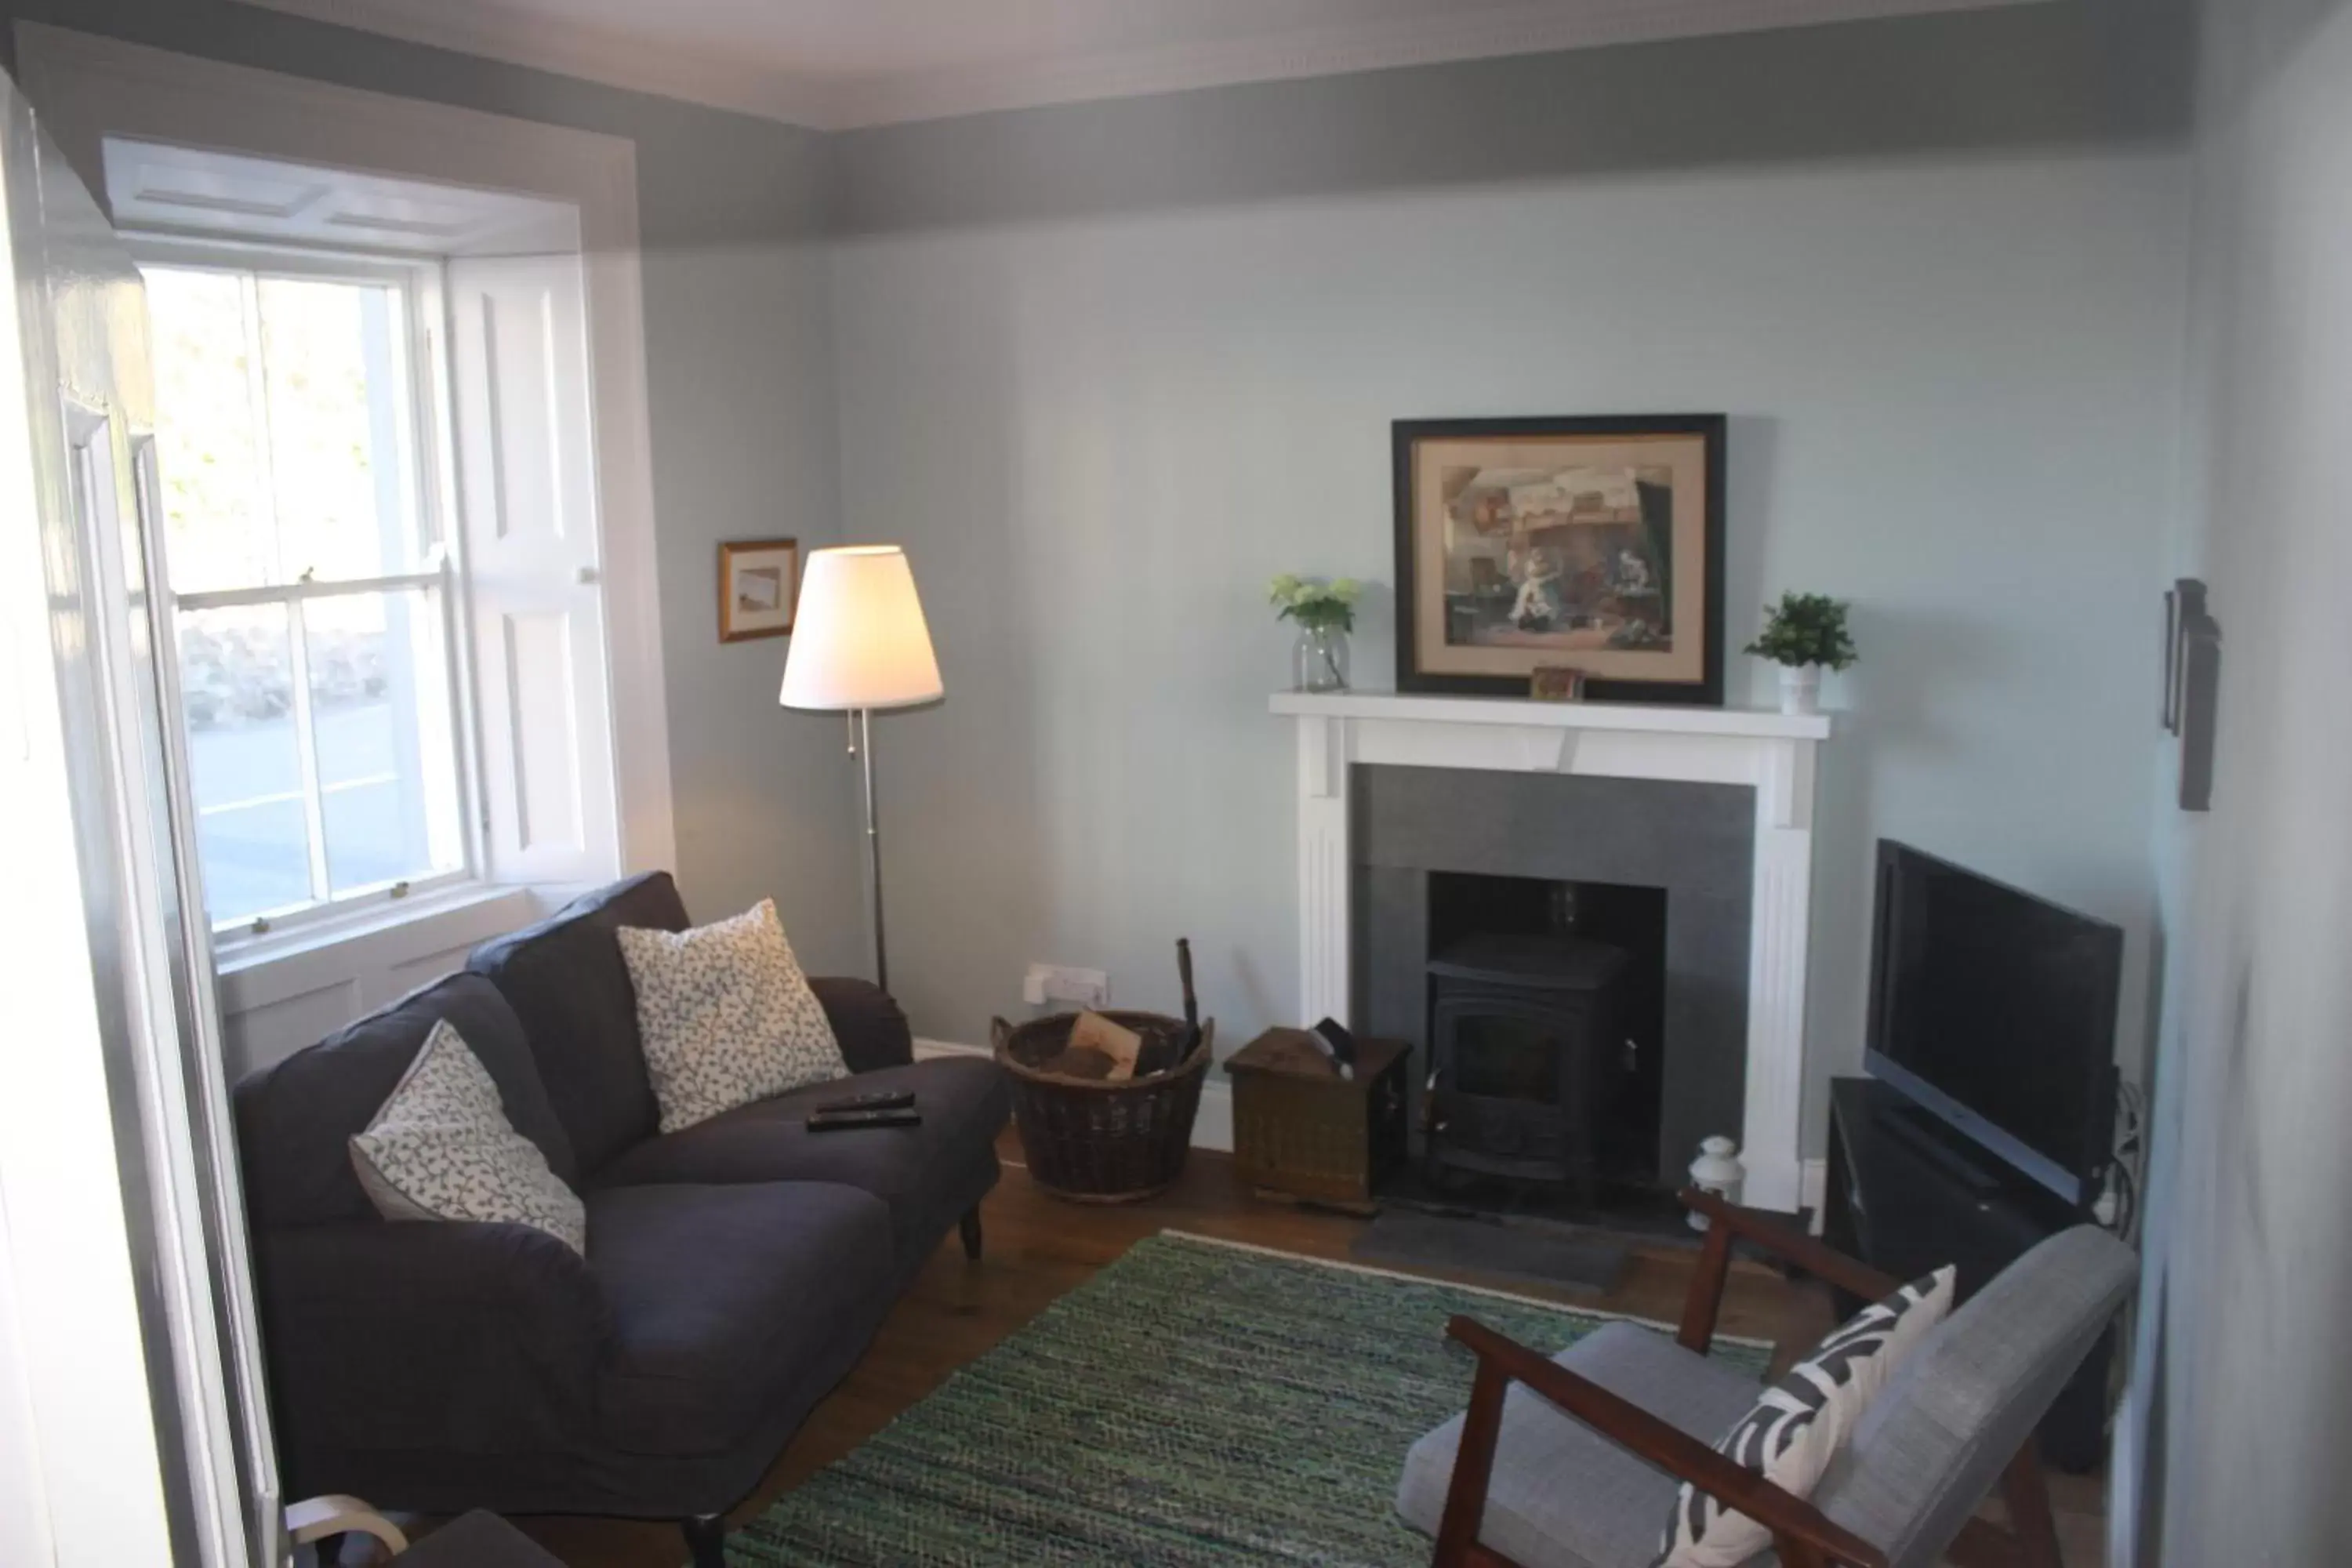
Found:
1392,415 -> 1727,706
718,538 -> 800,642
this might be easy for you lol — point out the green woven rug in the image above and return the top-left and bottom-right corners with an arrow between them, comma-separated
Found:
731,1231 -> 1772,1566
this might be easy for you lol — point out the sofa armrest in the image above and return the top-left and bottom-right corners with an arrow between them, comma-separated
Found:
810,975 -> 914,1073
255,1221 -> 609,1465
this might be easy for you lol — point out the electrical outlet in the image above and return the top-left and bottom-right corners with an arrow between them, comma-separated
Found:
1024,963 -> 1109,1010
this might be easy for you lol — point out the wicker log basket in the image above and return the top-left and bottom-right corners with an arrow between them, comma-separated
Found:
993,1011 -> 1214,1203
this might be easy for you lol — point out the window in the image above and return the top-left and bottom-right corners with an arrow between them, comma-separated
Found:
142,256 -> 471,933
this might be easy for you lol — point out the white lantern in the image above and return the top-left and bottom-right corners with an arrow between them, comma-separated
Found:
1688,1136 -> 1745,1231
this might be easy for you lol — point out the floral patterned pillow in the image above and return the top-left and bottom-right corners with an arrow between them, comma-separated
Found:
617,898 -> 848,1134
349,1019 -> 587,1254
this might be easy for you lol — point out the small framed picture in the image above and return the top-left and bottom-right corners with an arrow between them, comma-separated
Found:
718,539 -> 799,642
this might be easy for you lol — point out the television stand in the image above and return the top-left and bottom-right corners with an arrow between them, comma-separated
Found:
1824,1076 -> 2116,1472
1875,1099 -> 2006,1197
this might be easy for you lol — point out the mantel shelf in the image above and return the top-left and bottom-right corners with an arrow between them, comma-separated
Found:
1269,689 -> 1833,742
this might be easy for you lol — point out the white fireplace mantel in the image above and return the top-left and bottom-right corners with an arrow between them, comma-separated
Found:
1270,689 -> 1832,1210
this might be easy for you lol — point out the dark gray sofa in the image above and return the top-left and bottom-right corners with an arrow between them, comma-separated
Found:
234,872 -> 1009,1565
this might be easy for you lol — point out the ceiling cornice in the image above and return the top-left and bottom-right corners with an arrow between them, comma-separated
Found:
237,0 -> 2048,132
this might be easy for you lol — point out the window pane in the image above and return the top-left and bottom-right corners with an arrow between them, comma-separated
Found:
305,589 -> 465,895
178,604 -> 315,922
143,268 -> 275,593
141,267 -> 429,593
256,277 -> 425,581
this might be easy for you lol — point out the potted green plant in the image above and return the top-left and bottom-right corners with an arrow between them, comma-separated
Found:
1269,575 -> 1362,693
1744,592 -> 1857,715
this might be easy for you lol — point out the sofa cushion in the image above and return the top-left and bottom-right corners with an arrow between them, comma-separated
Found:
467,872 -> 691,1175
807,976 -> 915,1075
1396,1321 -> 1760,1568
586,1180 -> 893,1456
350,1019 -> 589,1255
616,898 -> 848,1134
236,973 -> 572,1229
590,1057 -> 1011,1253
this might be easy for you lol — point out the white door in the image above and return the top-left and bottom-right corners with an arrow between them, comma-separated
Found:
0,67 -> 277,1568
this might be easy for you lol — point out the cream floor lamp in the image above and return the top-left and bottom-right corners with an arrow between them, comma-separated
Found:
779,545 -> 943,993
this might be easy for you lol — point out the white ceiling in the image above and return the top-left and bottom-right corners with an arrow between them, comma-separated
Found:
241,0 -> 2046,130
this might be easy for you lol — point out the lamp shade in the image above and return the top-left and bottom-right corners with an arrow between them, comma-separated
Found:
779,545 -> 943,711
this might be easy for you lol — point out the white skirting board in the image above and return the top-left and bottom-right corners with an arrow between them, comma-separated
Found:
915,1038 -> 1234,1153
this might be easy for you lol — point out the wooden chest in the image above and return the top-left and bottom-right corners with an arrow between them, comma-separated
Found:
1224,1030 -> 1411,1210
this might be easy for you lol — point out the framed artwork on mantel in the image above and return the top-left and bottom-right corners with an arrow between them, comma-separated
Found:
718,538 -> 800,642
1392,415 -> 1727,706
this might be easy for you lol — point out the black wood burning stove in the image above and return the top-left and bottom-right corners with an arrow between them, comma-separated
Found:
1425,932 -> 1628,1205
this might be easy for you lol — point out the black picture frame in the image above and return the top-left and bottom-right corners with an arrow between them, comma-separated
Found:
1392,414 -> 1728,706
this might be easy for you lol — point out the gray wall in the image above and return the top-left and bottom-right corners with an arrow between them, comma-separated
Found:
5,0 -> 866,972
826,1 -> 2198,1160
11,5 -> 2212,1174
2117,0 -> 2352,1561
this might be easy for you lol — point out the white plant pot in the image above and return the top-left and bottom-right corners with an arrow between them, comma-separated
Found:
1779,664 -> 1822,716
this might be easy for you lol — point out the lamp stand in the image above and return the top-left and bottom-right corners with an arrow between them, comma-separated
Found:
846,709 -> 888,994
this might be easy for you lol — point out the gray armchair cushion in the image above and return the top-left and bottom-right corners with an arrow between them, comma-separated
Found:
1397,1321 -> 1759,1568
1813,1226 -> 2136,1568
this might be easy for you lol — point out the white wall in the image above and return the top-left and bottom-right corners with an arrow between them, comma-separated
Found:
2118,0 -> 2352,1560
641,229 -> 860,967
829,140 -> 2189,1146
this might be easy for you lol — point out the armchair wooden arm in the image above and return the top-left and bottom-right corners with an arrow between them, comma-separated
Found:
1436,1316 -> 1889,1568
1673,1186 -> 1902,1355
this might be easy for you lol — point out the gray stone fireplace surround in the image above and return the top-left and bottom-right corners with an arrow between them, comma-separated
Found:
1352,766 -> 1755,1185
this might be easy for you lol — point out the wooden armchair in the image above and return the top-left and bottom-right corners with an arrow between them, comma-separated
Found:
1416,1189 -> 2129,1568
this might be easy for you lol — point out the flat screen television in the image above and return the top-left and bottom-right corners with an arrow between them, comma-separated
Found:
1864,840 -> 2121,1208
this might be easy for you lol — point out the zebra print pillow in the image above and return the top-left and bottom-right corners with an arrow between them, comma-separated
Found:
1655,1265 -> 1955,1568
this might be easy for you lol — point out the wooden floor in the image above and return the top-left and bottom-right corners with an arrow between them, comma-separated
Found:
481,1137 -> 2107,1567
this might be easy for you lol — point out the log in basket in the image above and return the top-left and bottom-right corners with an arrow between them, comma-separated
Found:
993,1010 -> 1213,1203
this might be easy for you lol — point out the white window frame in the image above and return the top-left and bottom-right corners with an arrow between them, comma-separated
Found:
132,235 -> 489,947
18,20 -> 677,871
17,25 -> 679,1016
19,24 -> 677,1098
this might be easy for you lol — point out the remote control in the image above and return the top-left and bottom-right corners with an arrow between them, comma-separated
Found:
805,1108 -> 923,1132
815,1088 -> 916,1115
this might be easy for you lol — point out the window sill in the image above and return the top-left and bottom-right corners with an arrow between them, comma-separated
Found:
213,882 -> 539,980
